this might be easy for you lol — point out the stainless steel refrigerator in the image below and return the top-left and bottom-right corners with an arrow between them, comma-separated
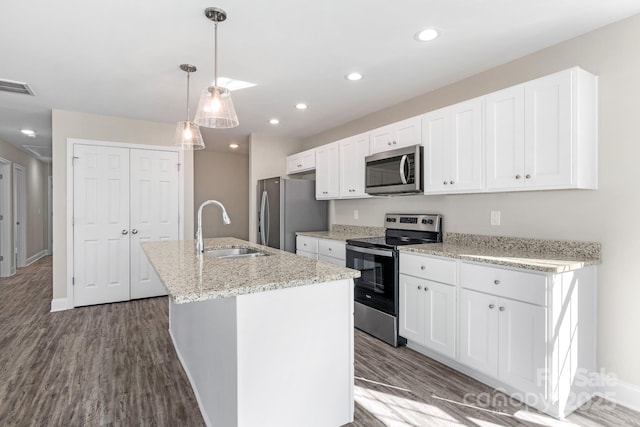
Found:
257,177 -> 327,252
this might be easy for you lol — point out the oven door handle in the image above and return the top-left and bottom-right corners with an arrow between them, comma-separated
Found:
346,244 -> 394,258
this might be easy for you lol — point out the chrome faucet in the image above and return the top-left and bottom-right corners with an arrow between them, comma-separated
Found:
195,200 -> 231,253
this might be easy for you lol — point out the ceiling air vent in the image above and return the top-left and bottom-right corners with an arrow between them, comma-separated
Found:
0,79 -> 35,96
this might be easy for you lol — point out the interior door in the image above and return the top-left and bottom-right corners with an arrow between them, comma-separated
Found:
130,149 -> 179,299
73,144 -> 131,306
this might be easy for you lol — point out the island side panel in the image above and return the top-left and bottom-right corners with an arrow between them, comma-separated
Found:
235,279 -> 355,427
169,297 -> 239,427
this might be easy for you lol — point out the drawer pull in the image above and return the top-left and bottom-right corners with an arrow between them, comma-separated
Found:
494,280 -> 500,285
424,287 -> 429,292
417,286 -> 422,290
489,304 -> 495,309
420,265 -> 426,270
499,306 -> 506,312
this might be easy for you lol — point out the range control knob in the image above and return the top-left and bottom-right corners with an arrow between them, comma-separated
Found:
422,219 -> 434,225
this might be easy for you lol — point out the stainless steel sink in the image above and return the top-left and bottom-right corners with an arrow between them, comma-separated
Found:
205,247 -> 268,259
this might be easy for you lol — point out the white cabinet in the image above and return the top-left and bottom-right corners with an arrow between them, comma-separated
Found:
486,67 -> 597,191
286,148 -> 316,175
339,133 -> 371,198
315,142 -> 340,199
296,235 -> 346,267
296,235 -> 318,260
370,116 -> 421,154
423,98 -> 483,193
318,238 -> 346,267
399,254 -> 456,358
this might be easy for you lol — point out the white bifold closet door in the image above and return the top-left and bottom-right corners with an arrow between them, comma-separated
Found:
73,144 -> 179,307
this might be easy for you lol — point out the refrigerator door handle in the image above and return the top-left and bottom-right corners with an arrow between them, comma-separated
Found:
260,190 -> 268,245
264,192 -> 270,245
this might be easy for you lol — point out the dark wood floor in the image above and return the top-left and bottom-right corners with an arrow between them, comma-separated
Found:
1,257 -> 639,426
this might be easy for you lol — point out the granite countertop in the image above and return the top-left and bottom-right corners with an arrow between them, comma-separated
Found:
143,237 -> 360,304
296,224 -> 385,242
400,233 -> 601,273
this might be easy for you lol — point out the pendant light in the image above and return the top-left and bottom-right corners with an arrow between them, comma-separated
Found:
175,64 -> 205,150
194,7 -> 239,129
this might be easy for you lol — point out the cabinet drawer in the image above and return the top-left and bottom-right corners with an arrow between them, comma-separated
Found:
400,253 -> 456,284
296,250 -> 318,260
459,263 -> 547,306
318,239 -> 345,260
296,236 -> 318,254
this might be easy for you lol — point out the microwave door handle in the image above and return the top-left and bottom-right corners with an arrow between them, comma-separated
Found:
399,154 -> 408,184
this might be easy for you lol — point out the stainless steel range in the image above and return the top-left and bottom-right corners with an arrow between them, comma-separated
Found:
346,214 -> 443,346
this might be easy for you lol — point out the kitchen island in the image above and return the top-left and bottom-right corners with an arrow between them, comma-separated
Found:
143,237 -> 359,427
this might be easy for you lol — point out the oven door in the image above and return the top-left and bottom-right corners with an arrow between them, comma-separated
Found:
365,145 -> 423,195
346,244 -> 398,316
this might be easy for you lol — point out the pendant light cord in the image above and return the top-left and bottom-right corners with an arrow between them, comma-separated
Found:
214,20 -> 218,87
186,70 -> 191,121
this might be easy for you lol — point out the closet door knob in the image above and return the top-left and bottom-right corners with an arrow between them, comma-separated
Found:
131,229 -> 138,235
121,230 -> 128,235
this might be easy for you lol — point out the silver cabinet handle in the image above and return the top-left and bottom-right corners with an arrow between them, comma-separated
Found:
417,285 -> 422,290
525,174 -> 531,179
494,280 -> 500,285
499,306 -> 506,312
443,181 -> 448,185
424,287 -> 429,292
393,141 -> 397,145
450,180 -> 454,184
489,304 -> 495,309
328,248 -> 332,251
515,174 -> 521,179
387,142 -> 392,146
131,229 -> 138,235
121,230 -> 128,235
420,265 -> 426,270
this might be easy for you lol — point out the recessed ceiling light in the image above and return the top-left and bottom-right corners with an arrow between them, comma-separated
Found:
414,28 -> 439,42
20,129 -> 36,137
346,72 -> 363,81
229,143 -> 239,149
295,103 -> 308,110
269,118 -> 280,125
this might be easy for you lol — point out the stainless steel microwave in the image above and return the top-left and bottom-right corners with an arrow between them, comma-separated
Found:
365,145 -> 423,195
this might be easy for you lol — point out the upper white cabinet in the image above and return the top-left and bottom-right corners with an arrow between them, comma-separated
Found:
423,98 -> 484,194
315,142 -> 340,199
370,116 -> 422,154
486,67 -> 597,191
286,148 -> 316,175
339,133 -> 371,198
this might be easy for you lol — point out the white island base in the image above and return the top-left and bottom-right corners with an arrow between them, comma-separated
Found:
169,278 -> 354,427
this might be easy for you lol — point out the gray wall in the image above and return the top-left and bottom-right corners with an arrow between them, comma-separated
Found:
194,150 -> 249,240
301,14 -> 640,386
0,138 -> 48,263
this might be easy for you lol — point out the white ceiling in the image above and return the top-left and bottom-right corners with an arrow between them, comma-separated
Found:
2,0 -> 640,159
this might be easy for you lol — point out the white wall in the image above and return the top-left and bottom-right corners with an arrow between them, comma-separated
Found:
51,110 -> 194,300
247,133 -> 302,243
194,150 -> 249,240
299,14 -> 640,388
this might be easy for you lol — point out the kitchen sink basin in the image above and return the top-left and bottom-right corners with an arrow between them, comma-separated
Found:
205,247 -> 268,259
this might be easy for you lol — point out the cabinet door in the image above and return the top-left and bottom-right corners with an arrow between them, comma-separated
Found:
498,298 -> 547,397
485,85 -> 525,190
339,133 -> 370,197
315,142 -> 340,199
449,98 -> 483,191
287,154 -> 302,174
424,280 -> 456,358
422,108 -> 449,192
524,70 -> 572,188
130,149 -> 180,299
394,116 -> 422,149
399,274 -> 425,345
370,124 -> 396,154
459,289 -> 499,377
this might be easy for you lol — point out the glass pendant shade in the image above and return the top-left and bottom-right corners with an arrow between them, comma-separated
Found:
175,121 -> 205,150
194,85 -> 239,128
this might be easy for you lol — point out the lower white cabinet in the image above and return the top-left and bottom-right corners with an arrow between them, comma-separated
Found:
296,235 -> 345,267
399,274 -> 456,358
459,288 -> 546,397
398,252 -> 597,418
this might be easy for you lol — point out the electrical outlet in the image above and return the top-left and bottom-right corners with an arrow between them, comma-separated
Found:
353,210 -> 359,220
490,210 -> 501,226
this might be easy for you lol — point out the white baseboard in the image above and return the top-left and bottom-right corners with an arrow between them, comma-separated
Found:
26,250 -> 48,266
600,377 -> 640,414
50,298 -> 70,312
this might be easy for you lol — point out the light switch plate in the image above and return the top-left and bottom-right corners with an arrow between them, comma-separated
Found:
490,210 -> 501,226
